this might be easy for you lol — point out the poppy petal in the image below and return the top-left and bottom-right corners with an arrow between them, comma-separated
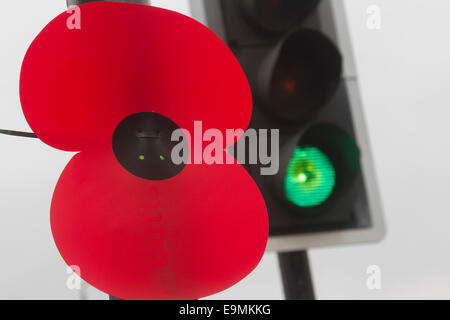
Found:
20,2 -> 252,151
51,150 -> 268,300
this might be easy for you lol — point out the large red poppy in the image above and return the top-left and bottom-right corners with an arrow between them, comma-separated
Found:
19,2 -> 268,299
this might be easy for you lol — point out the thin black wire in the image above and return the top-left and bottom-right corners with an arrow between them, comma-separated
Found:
0,129 -> 37,138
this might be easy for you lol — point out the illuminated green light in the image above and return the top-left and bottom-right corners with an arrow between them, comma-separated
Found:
160,155 -> 165,161
298,172 -> 308,183
284,146 -> 336,208
139,155 -> 145,161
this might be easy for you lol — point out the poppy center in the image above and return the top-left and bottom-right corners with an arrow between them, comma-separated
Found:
112,112 -> 187,180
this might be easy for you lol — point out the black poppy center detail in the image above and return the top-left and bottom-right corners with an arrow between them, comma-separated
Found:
112,112 -> 187,181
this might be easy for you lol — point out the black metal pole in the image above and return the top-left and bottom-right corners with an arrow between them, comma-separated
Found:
0,129 -> 37,138
67,0 -> 150,6
278,250 -> 315,300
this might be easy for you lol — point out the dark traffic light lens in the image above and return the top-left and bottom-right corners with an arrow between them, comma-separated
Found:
258,29 -> 342,123
240,0 -> 321,34
285,146 -> 336,208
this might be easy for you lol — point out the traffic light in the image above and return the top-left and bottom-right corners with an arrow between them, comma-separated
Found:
190,0 -> 385,251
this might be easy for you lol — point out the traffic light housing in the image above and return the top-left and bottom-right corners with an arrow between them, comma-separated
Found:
190,0 -> 385,251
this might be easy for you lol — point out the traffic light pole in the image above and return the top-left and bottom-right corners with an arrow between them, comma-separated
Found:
278,251 -> 315,300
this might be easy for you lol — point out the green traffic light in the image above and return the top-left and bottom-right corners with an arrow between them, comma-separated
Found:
284,146 -> 336,208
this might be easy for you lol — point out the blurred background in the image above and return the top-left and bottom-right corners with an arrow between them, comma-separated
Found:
1,0 -> 449,299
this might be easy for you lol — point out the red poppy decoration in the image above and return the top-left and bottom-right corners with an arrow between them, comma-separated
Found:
20,2 -> 268,299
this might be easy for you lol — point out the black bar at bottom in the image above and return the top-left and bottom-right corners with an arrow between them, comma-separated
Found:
278,250 -> 315,300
